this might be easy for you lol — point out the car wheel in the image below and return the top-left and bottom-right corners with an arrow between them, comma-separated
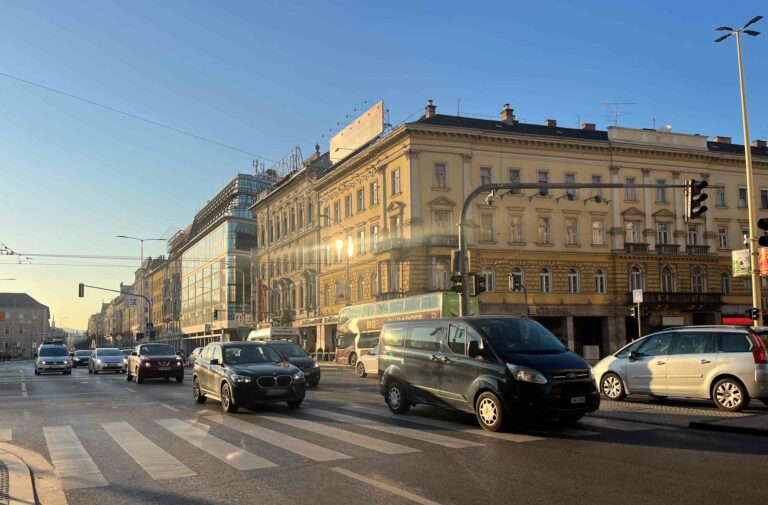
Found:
713,378 -> 749,412
600,373 -> 626,401
761,399 -> 768,407
93,370 -> 99,375
34,370 -> 40,375
386,381 -> 410,415
193,377 -> 207,404
221,382 -> 238,413
475,391 -> 506,432
356,362 -> 367,378
176,376 -> 184,383
136,371 -> 144,384
349,353 -> 358,366
88,369 -> 92,374
287,398 -> 303,409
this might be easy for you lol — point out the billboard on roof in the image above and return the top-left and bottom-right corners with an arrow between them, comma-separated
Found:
330,100 -> 384,164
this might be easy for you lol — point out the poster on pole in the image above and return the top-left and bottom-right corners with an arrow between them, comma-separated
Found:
632,289 -> 643,304
760,248 -> 768,277
732,249 -> 751,277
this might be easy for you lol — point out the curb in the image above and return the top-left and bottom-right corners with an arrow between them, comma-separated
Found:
0,442 -> 68,505
0,449 -> 35,505
689,420 -> 768,437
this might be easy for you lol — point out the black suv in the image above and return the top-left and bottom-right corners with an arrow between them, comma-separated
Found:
378,316 -> 600,431
267,341 -> 321,387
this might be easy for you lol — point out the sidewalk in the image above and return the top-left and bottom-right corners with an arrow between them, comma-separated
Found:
0,442 -> 67,505
689,414 -> 768,437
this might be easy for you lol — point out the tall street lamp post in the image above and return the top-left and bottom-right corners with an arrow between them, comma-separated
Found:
116,235 -> 165,335
320,213 -> 353,306
715,15 -> 764,320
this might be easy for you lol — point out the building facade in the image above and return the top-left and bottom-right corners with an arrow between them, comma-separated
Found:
0,293 -> 50,358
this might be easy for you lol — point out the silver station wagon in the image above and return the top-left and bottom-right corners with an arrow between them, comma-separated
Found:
592,325 -> 768,411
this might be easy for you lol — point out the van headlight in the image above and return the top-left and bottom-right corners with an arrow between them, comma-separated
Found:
292,371 -> 305,381
507,364 -> 548,384
231,374 -> 252,383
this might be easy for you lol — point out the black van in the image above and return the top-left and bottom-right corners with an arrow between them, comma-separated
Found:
378,316 -> 599,431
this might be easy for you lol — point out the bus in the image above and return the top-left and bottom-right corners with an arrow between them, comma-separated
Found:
334,292 -> 480,365
247,326 -> 301,345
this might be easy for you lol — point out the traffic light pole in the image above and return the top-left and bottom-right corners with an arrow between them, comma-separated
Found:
637,302 -> 642,338
78,283 -> 153,339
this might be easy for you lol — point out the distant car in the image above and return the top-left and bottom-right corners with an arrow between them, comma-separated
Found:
120,348 -> 133,358
72,350 -> 93,368
89,348 -> 127,374
127,343 -> 184,384
267,341 -> 320,387
192,341 -> 306,413
356,346 -> 379,378
187,347 -> 202,366
592,325 -> 768,412
35,343 -> 72,375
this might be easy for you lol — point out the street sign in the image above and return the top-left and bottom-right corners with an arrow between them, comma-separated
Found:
127,297 -> 138,307
632,289 -> 643,304
145,322 -> 154,331
204,323 -> 212,332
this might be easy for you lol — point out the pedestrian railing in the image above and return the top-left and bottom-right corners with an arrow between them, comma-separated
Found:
310,351 -> 337,363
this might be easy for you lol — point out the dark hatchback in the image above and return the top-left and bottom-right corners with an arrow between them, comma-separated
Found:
192,342 -> 306,413
127,344 -> 185,383
267,341 -> 321,387
72,350 -> 92,367
378,317 -> 600,431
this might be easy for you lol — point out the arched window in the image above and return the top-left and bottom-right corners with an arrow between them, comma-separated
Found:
721,273 -> 731,295
372,272 -> 379,296
324,285 -> 330,306
298,205 -> 304,228
661,265 -> 676,293
307,201 -> 314,224
357,276 -> 365,301
691,266 -> 706,293
595,269 -> 606,294
334,281 -> 342,303
298,284 -> 304,310
629,265 -> 644,291
509,267 -> 524,291
568,268 -> 580,294
290,286 -> 296,309
290,209 -> 296,232
540,268 -> 552,293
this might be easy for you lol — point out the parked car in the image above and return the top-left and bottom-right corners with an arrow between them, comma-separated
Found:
187,347 -> 203,367
378,317 -> 599,431
35,343 -> 72,375
72,350 -> 93,368
356,346 -> 379,378
267,341 -> 320,387
127,343 -> 184,383
592,325 -> 768,412
89,348 -> 127,374
192,341 -> 306,413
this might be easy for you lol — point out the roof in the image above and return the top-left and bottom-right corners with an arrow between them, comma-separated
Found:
707,140 -> 768,158
0,293 -> 49,310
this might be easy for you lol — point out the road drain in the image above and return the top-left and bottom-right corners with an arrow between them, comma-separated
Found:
0,460 -> 8,505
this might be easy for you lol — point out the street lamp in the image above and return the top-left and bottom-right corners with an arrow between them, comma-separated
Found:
715,15 -> 763,319
116,235 -> 165,335
321,213 -> 353,306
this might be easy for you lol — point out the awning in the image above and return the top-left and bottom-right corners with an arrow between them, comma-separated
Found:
722,316 -> 753,326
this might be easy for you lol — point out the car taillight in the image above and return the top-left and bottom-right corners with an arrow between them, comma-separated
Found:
749,332 -> 768,364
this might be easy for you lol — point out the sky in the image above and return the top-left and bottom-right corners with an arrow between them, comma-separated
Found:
0,0 -> 766,330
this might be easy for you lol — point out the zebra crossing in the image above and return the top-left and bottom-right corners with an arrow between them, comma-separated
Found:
2,406 -> 673,490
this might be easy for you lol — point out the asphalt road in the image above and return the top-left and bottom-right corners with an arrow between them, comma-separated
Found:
0,361 -> 766,505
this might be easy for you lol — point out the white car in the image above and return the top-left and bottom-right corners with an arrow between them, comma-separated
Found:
89,347 -> 128,374
355,346 -> 379,378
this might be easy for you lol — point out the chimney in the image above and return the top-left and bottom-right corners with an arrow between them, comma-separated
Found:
752,139 -> 767,149
545,119 -> 557,127
713,136 -> 732,144
500,104 -> 515,125
424,99 -> 436,119
581,123 -> 596,131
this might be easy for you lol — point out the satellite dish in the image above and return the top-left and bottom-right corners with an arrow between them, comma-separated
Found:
659,124 -> 673,133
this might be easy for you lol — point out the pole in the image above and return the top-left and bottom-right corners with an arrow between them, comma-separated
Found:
735,32 -> 762,321
636,302 -> 642,338
345,247 -> 350,306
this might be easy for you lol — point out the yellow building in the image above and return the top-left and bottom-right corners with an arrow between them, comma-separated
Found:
312,100 -> 767,357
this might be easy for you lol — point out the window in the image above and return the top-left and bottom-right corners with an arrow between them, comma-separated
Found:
509,216 -> 523,243
372,271 -> 379,295
671,332 -> 715,355
625,177 -> 636,201
307,201 -> 313,224
356,188 -> 365,212
479,214 -> 494,241
298,206 -> 304,228
447,324 -> 467,355
509,267 -> 524,291
595,269 -> 606,294
592,220 -> 605,245
592,175 -> 603,198
565,173 -> 576,197
481,269 -> 496,292
716,186 -> 726,206
323,206 -> 330,226
433,210 -> 452,235
762,189 -> 768,209
434,163 -> 447,188
335,242 -> 342,262
324,243 -> 330,266
290,209 -> 296,231
334,281 -> 342,303
718,333 -> 752,353
718,226 -> 729,249
629,265 -> 644,291
405,323 -> 443,352
324,285 -> 330,306
370,181 -> 379,206
567,268 -> 580,293
432,257 -> 450,290
637,333 -> 672,357
742,227 -> 750,247
388,260 -> 401,292
625,221 -> 639,243
380,323 -> 406,348
539,268 -> 552,293
358,229 -> 366,255
655,179 -> 667,203
508,169 -> 521,194
357,276 -> 365,301
691,266 -> 705,293
480,167 -> 492,185
333,201 -> 340,223
391,169 -> 401,195
390,215 -> 401,238
371,225 -> 379,251
344,195 -> 352,218
721,273 -> 731,295
687,225 -> 700,246
537,171 -> 549,196
657,222 -> 669,245
661,265 -> 676,293
738,187 -> 747,208
565,218 -> 579,245
537,216 -> 551,244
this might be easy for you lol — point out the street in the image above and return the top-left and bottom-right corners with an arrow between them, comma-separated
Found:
0,362 -> 766,505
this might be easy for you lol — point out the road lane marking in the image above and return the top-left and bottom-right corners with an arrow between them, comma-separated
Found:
102,421 -> 196,480
0,428 -> 11,441
20,382 -> 27,398
342,406 -> 544,443
162,404 -> 180,412
307,409 -> 484,449
258,414 -> 418,455
124,388 -> 137,393
155,418 -> 277,471
331,467 -> 441,505
43,425 -> 108,489
205,414 -> 352,462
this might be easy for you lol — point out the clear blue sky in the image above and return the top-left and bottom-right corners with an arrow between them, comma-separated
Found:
0,0 -> 765,329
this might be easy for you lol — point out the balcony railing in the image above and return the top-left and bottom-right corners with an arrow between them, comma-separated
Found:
625,292 -> 722,305
686,245 -> 710,256
624,243 -> 649,253
656,244 -> 680,254
425,235 -> 458,247
375,237 -> 407,252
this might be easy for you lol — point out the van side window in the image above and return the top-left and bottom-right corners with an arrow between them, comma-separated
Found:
406,323 -> 443,352
447,324 -> 466,354
381,324 -> 406,348
358,332 -> 380,349
718,333 -> 752,353
201,345 -> 214,362
636,333 -> 672,357
670,332 -> 713,355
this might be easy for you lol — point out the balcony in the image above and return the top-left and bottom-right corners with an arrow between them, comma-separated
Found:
376,237 -> 407,253
625,292 -> 722,305
425,235 -> 458,247
656,244 -> 680,255
624,243 -> 649,253
686,245 -> 710,256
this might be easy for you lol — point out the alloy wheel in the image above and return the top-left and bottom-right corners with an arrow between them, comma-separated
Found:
478,397 -> 498,426
715,381 -> 742,409
388,385 -> 401,409
602,375 -> 623,400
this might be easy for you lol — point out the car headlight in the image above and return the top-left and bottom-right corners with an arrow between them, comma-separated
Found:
507,364 -> 548,384
40,360 -> 47,365
144,362 -> 151,367
123,358 -> 128,364
313,362 -> 320,368
292,371 -> 305,381
231,374 -> 252,383
96,359 -> 102,364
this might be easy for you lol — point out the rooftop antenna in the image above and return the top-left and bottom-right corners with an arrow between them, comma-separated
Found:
457,97 -> 461,116
601,102 -> 635,127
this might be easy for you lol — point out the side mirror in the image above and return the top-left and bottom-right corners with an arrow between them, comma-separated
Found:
131,351 -> 138,356
176,351 -> 183,356
467,340 -> 481,359
209,358 -> 220,366
628,351 -> 638,361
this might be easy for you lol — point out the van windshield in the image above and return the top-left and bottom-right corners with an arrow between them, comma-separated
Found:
39,346 -> 69,357
476,319 -> 566,354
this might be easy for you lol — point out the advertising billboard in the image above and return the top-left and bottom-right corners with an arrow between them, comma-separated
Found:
330,100 -> 385,164
732,249 -> 751,277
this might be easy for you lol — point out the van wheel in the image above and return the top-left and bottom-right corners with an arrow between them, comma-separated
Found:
356,362 -> 367,378
348,353 -> 358,366
600,373 -> 626,401
386,381 -> 410,415
475,391 -> 506,432
713,378 -> 749,412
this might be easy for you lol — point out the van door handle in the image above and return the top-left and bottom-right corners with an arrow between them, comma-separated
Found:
430,355 -> 439,361
656,361 -> 666,365
442,356 -> 451,363
700,359 -> 711,364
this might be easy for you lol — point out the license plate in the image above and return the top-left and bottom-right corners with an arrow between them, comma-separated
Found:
158,366 -> 171,371
571,396 -> 586,405
264,389 -> 286,396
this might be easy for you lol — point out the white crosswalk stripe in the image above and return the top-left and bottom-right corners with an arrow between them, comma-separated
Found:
258,413 -> 419,455
205,414 -> 352,462
306,408 -> 484,449
156,418 -> 277,471
102,421 -> 196,480
43,426 -> 108,489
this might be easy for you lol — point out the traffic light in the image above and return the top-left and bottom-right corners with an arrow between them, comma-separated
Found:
642,305 -> 650,318
684,179 -> 709,221
759,218 -> 768,247
630,306 -> 637,319
135,332 -> 144,341
470,273 -> 487,295
746,307 -> 761,321
450,274 -> 463,293
213,309 -> 219,321
149,330 -> 156,339
78,283 -> 84,297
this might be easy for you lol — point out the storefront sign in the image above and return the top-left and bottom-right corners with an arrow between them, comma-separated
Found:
732,249 -> 751,277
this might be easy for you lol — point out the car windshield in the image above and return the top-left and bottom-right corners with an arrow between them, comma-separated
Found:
141,345 -> 175,356
39,346 -> 69,357
97,349 -> 122,356
476,319 -> 566,354
270,343 -> 308,358
121,349 -> 132,355
223,345 -> 281,365
75,351 -> 92,357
